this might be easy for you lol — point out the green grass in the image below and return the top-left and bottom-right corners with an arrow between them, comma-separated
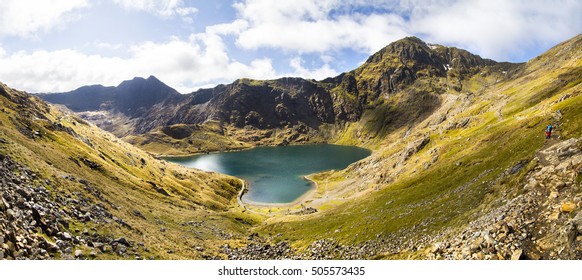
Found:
255,39 -> 582,252
260,112 -> 545,246
554,90 -> 582,138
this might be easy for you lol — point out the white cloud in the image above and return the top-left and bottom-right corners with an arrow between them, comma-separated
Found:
0,0 -> 89,37
113,0 -> 198,21
405,0 -> 582,61
0,36 -> 276,93
206,19 -> 249,35
233,0 -> 409,53
230,0 -> 582,61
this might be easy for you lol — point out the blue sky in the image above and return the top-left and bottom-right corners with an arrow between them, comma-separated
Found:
0,0 -> 580,93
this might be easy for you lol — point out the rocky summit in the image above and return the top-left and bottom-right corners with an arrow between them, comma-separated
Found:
3,34 -> 582,259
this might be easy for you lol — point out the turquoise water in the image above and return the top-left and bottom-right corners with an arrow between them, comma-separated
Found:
165,144 -> 371,204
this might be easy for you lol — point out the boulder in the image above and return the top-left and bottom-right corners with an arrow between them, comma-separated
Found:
74,250 -> 83,258
62,232 -> 73,240
573,211 -> 582,234
510,248 -> 523,260
111,237 -> 131,247
561,202 -> 577,213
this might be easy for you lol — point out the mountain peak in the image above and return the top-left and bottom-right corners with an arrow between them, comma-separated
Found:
396,36 -> 426,45
147,75 -> 160,81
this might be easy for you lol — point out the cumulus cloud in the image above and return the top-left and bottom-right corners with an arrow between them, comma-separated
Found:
230,0 -> 582,61
404,0 -> 582,61
0,37 -> 276,93
113,0 -> 198,22
0,0 -> 89,37
233,0 -> 409,53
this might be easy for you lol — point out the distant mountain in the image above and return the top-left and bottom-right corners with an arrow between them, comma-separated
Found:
37,84 -> 116,111
114,75 -> 183,117
38,75 -> 183,118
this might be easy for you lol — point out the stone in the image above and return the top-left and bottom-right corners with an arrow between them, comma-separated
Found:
74,250 -> 83,258
473,252 -> 485,260
6,209 -> 18,220
573,212 -> 582,234
511,249 -> 522,260
555,181 -> 566,190
62,232 -> 72,240
561,202 -> 577,213
111,237 -> 130,247
461,246 -> 471,259
101,245 -> 111,253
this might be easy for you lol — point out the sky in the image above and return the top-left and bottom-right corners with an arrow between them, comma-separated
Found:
0,0 -> 580,93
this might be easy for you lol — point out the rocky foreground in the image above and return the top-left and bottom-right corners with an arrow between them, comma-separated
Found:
0,152 -> 142,260
224,137 -> 582,260
428,137 -> 582,260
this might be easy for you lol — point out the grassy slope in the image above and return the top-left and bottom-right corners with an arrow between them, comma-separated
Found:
0,84 -> 258,259
124,121 -> 253,156
257,35 -> 582,253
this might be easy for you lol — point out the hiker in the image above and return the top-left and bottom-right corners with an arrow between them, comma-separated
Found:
545,124 -> 553,139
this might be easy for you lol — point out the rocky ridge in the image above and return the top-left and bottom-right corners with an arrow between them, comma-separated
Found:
37,37 -> 508,154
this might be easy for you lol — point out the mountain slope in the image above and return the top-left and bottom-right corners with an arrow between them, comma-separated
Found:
30,34 -> 582,260
249,34 -> 582,260
1,83 -> 254,259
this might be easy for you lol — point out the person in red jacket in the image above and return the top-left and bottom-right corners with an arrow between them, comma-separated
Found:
545,124 -> 553,139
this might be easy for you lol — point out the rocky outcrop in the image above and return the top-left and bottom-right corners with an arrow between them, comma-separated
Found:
425,137 -> 582,260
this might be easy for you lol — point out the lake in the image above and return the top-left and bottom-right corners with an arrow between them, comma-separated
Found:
165,144 -> 371,204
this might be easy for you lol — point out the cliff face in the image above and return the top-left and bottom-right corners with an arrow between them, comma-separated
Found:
168,78 -> 337,129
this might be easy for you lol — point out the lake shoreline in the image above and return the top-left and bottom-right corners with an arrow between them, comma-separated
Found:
164,144 -> 371,210
241,176 -> 318,207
